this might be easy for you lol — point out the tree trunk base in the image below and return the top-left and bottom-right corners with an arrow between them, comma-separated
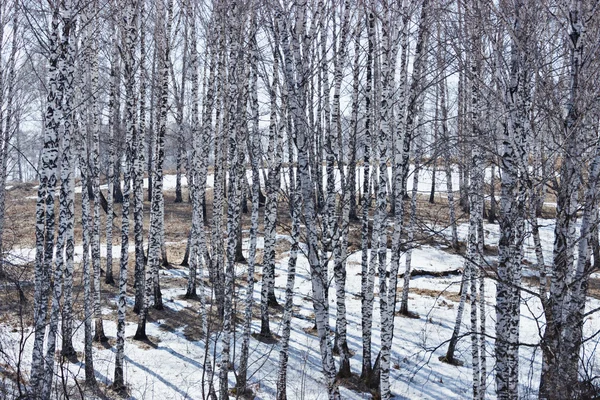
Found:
104,274 -> 115,285
111,373 -> 128,396
360,364 -> 372,384
93,319 -> 108,342
267,293 -> 280,308
252,331 -> 279,344
359,370 -> 381,397
337,356 -> 352,379
397,308 -> 420,319
61,344 -> 78,362
184,290 -> 198,300
133,321 -> 148,341
259,324 -> 272,339
367,353 -> 381,390
85,375 -> 98,391
438,355 -> 464,366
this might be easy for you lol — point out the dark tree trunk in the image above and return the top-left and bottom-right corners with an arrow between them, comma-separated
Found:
235,221 -> 246,263
113,159 -> 124,204
181,230 -> 192,266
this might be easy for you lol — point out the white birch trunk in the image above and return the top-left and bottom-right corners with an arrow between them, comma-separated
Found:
331,1 -> 352,377
260,35 -> 281,336
41,7 -> 76,396
540,1 -> 586,398
136,0 -> 169,338
238,14 -> 260,393
219,5 -> 245,396
105,0 -> 120,286
0,5 -> 18,273
496,2 -> 527,397
360,9 -> 375,383
376,5 -> 393,396
31,8 -> 61,392
86,0 -> 107,343
276,151 -> 300,400
77,108 -> 97,388
114,0 -> 137,390
275,4 -> 340,397
133,0 -> 146,315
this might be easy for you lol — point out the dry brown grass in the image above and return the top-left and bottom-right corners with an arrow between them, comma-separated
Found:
581,276 -> 600,301
2,185 -> 193,253
409,287 -> 461,303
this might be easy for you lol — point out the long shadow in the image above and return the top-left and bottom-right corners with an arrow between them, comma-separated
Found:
121,353 -> 192,398
158,346 -> 207,371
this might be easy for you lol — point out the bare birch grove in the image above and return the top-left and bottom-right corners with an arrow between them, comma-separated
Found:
2,0 -> 600,399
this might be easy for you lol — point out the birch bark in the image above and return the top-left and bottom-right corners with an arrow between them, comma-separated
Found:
85,0 -> 108,343
275,3 -> 340,397
219,4 -> 246,396
42,6 -> 75,396
540,1 -> 586,398
495,2 -> 529,398
260,26 -> 281,336
133,0 -> 147,315
77,103 -> 97,388
238,13 -> 260,393
31,8 -> 61,392
360,9 -> 376,384
114,0 -> 137,390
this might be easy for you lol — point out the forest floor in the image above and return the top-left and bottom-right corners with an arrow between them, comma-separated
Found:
1,170 -> 600,399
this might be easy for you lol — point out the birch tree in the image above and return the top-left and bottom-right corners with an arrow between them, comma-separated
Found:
77,90 -> 97,390
114,0 -> 137,391
185,0 -> 201,300
276,114 -> 300,400
375,2 -> 393,396
331,0 -> 352,378
219,2 -> 247,396
360,8 -> 376,385
260,18 -> 282,338
41,4 -> 76,397
539,1 -> 590,398
133,0 -> 147,315
275,2 -> 340,397
465,4 -> 486,396
30,6 -> 63,393
382,1 -> 429,397
136,0 -> 170,339
238,11 -> 260,393
0,3 -> 18,271
104,0 -> 120,286
495,3 -> 523,398
85,0 -> 108,343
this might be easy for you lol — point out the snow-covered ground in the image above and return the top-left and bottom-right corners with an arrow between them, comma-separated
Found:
27,166 -> 554,214
3,214 -> 600,400
5,244 -> 137,267
64,165 -> 463,196
2,169 -> 585,399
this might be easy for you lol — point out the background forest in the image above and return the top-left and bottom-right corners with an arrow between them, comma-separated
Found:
0,0 -> 599,399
